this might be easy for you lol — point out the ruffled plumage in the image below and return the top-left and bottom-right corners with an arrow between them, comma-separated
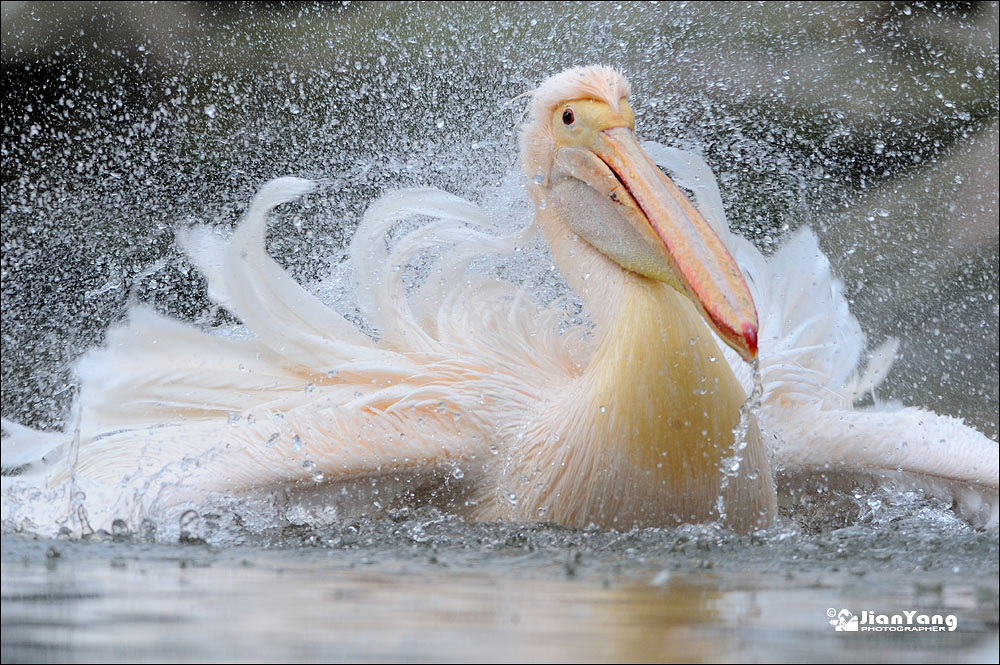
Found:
3,107 -> 997,534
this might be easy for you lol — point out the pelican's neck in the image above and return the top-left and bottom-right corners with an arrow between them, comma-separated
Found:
541,213 -> 747,450
528,211 -> 775,530
586,272 -> 745,482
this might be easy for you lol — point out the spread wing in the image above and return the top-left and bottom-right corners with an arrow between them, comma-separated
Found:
647,144 -> 998,525
3,178 -> 580,526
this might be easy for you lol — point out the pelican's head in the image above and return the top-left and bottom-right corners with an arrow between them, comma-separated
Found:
521,66 -> 758,362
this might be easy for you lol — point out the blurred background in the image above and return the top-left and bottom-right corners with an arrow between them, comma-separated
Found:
2,1 -> 997,437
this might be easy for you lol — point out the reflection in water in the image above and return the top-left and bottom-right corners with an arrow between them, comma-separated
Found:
2,533 -> 997,663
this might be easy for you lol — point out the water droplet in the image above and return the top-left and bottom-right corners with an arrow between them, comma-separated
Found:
111,519 -> 130,542
178,510 -> 200,543
452,467 -> 464,479
507,492 -> 518,506
139,519 -> 157,542
302,460 -> 316,471
203,104 -> 216,118
292,434 -> 304,451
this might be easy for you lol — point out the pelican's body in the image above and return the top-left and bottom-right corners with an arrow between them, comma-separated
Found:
2,67 -> 997,534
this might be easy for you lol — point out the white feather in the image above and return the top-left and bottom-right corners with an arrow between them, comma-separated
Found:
2,144 -> 995,531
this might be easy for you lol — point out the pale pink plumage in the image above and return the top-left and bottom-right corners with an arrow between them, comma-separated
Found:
2,67 -> 996,535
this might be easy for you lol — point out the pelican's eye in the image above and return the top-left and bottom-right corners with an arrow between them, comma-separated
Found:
562,108 -> 575,125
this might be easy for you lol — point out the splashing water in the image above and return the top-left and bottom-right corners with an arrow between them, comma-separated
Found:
2,8 -> 997,663
2,2 -> 996,543
716,359 -> 764,524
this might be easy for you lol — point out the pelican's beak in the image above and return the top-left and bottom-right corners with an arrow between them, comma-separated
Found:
550,124 -> 758,362
591,126 -> 757,361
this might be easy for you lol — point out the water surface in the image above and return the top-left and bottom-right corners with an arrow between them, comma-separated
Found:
4,506 -> 998,663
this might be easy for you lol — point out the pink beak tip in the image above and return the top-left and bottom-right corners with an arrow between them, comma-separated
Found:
742,322 -> 758,359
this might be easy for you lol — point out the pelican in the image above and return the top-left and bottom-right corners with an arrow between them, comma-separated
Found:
2,66 -> 997,535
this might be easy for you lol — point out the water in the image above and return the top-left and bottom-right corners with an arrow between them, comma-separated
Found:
3,509 -> 998,663
2,3 -> 997,661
